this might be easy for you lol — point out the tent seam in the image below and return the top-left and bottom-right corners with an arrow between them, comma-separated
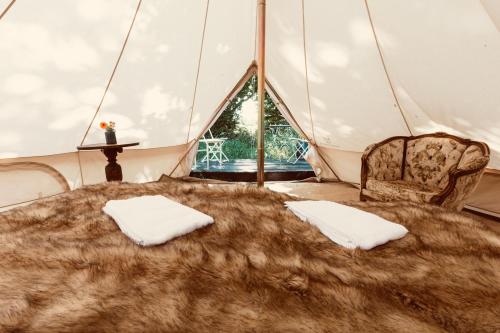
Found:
0,161 -> 70,192
0,0 -> 16,21
79,0 -> 143,146
301,0 -> 317,144
266,78 -> 342,181
168,63 -> 257,177
479,0 -> 500,33
363,0 -> 413,136
77,151 -> 84,186
253,0 -> 258,60
0,192 -> 65,210
186,0 -> 210,143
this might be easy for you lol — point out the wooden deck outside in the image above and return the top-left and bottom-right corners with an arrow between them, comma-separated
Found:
192,159 -> 312,172
190,159 -> 315,182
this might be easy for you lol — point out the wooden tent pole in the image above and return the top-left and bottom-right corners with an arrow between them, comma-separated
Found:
0,0 -> 16,21
257,0 -> 266,187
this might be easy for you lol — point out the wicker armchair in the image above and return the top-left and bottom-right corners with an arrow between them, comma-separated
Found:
360,132 -> 489,211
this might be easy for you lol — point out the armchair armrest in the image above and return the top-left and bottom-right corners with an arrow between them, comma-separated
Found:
431,156 -> 489,209
360,137 -> 406,189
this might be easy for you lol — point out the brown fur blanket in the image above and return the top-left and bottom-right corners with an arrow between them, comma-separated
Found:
0,180 -> 499,332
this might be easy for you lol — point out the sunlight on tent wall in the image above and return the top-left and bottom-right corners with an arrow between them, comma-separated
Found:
0,0 -> 136,156
369,0 -> 500,168
83,0 -> 206,148
302,0 -> 411,150
267,0 -> 411,152
187,0 -> 255,142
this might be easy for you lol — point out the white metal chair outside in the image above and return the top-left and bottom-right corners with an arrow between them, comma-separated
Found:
197,129 -> 229,169
287,138 -> 309,164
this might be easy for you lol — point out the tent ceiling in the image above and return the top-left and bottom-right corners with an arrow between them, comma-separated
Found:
267,0 -> 412,151
370,0 -> 500,167
0,0 -> 499,170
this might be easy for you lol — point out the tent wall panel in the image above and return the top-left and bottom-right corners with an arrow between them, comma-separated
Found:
267,0 -> 314,140
78,144 -> 193,185
319,148 -> 362,184
83,0 -> 208,149
0,167 -> 67,207
0,153 -> 82,207
302,0 -> 411,150
0,144 -> 194,209
267,0 -> 411,152
466,172 -> 500,216
480,0 -> 500,32
304,146 -> 334,180
0,0 -> 12,14
306,146 -> 362,184
188,0 -> 256,142
0,0 -> 137,157
368,0 -> 500,169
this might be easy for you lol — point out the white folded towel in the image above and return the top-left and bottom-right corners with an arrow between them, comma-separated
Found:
285,200 -> 408,250
103,195 -> 214,246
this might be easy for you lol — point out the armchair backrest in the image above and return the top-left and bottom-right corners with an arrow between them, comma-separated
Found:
364,138 -> 406,183
402,133 -> 489,190
362,132 -> 490,191
403,136 -> 467,189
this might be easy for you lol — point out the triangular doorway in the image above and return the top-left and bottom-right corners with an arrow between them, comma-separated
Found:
190,74 -> 314,182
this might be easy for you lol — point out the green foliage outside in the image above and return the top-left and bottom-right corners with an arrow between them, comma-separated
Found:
196,75 -> 302,161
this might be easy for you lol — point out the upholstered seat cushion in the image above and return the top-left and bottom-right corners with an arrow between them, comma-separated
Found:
364,179 -> 441,203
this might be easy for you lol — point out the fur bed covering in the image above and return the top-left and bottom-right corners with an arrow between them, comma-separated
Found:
0,180 -> 499,332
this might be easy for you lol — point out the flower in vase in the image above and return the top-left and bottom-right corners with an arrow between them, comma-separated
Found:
99,121 -> 116,131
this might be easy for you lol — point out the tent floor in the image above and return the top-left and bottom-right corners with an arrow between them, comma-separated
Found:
186,178 -> 500,233
267,181 -> 500,233
190,158 -> 314,182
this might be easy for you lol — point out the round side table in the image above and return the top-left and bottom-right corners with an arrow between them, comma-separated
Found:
77,142 -> 139,181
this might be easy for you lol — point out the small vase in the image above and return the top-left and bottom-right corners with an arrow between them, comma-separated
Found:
105,130 -> 117,144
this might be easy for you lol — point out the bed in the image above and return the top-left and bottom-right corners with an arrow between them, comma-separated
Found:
0,179 -> 499,332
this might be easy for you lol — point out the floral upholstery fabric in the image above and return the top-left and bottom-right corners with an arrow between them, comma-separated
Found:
364,139 -> 404,181
364,179 -> 440,203
403,138 -> 467,190
458,145 -> 487,170
362,134 -> 489,211
458,156 -> 489,172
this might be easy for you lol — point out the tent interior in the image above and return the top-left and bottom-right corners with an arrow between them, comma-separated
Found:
1,0 -> 499,331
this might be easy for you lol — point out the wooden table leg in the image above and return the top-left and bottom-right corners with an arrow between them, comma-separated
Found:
102,147 -> 123,181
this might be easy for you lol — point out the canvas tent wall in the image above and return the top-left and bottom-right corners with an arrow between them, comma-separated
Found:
1,0 -> 499,215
